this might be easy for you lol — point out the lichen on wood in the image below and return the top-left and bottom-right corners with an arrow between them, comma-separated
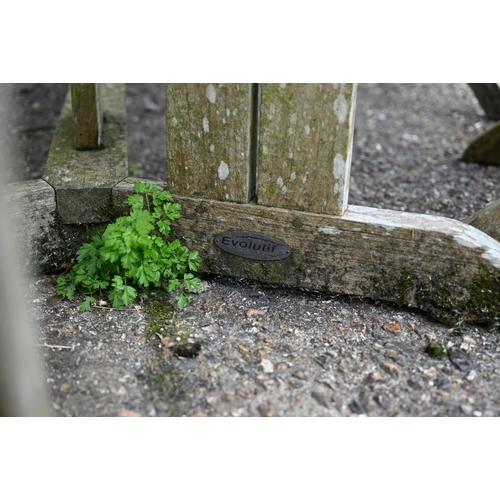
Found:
257,83 -> 357,215
165,84 -> 254,203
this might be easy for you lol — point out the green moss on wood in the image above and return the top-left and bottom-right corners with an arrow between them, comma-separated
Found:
374,265 -> 500,330
467,265 -> 500,330
207,248 -> 294,286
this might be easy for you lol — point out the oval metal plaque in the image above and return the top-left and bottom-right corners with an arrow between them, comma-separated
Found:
214,231 -> 291,261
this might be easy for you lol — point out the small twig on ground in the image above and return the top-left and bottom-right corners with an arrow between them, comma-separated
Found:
38,343 -> 72,350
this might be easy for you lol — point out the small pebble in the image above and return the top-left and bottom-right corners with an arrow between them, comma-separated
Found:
461,404 -> 473,415
257,404 -> 273,417
450,351 -> 473,372
260,359 -> 274,373
312,391 -> 332,408
383,323 -> 401,333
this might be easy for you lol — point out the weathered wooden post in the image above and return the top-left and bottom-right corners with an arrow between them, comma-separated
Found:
165,84 -> 257,203
466,197 -> 500,242
71,83 -> 103,150
462,84 -> 500,166
258,83 -> 356,215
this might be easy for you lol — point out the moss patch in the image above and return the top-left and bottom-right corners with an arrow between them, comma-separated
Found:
144,289 -> 196,343
144,290 -> 176,341
374,265 -> 500,331
425,342 -> 451,359
467,265 -> 500,330
209,250 -> 294,287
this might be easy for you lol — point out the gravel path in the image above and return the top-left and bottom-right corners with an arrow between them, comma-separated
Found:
8,83 -> 500,417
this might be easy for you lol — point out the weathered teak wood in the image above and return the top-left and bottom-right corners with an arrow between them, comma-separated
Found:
4,179 -> 57,270
170,197 -> 500,329
113,178 -> 500,328
465,197 -> 500,242
468,83 -> 500,121
43,83 -> 128,224
71,83 -> 103,150
165,84 -> 256,203
2,179 -> 89,272
257,83 -> 356,215
462,120 -> 500,166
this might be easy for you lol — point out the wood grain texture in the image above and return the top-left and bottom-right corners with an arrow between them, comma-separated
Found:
2,179 -> 66,272
165,84 -> 254,203
71,83 -> 103,150
257,83 -> 357,215
169,197 -> 500,291
173,195 -> 500,324
3,178 -> 111,271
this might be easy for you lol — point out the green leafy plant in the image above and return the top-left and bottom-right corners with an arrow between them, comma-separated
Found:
56,181 -> 201,311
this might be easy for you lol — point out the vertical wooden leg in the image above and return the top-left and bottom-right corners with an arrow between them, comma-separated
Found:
257,83 -> 357,215
71,83 -> 103,150
165,84 -> 255,203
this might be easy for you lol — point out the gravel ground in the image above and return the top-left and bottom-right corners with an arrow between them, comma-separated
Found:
6,83 -> 500,417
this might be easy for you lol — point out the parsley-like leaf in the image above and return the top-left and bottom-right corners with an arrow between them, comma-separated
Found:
56,181 -> 201,310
